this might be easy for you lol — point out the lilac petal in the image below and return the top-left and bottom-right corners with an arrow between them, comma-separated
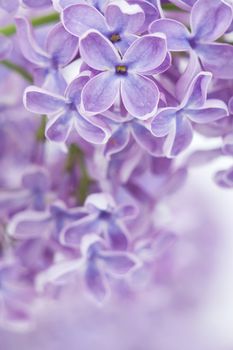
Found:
196,43 -> 233,79
191,0 -> 232,42
151,108 -> 177,137
62,4 -> 107,37
229,96 -> 233,115
124,34 -> 167,74
22,167 -> 50,192
81,71 -> 119,114
22,0 -> 52,7
85,262 -> 109,303
165,116 -> 193,156
150,53 -> 172,75
79,30 -> 120,71
116,204 -> 138,220
187,99 -> 228,123
121,74 -> 159,119
0,0 -> 18,12
60,214 -> 99,247
15,17 -> 49,67
100,251 -> 139,275
85,193 -> 115,212
45,111 -> 72,143
0,35 -> 12,60
182,72 -> 212,109
7,211 -> 51,239
65,72 -> 91,105
104,126 -> 130,158
149,19 -> 190,51
107,221 -> 129,250
75,114 -> 111,144
24,86 -> 66,114
176,52 -> 201,102
131,121 -> 166,156
129,0 -> 161,33
105,1 -> 145,34
46,23 -> 79,67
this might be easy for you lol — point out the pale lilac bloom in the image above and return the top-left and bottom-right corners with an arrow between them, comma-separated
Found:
60,193 -> 138,250
39,234 -> 140,303
150,0 -> 233,78
79,30 -> 167,118
0,167 -> 52,216
62,1 -> 145,54
24,72 -> 111,145
15,17 -> 79,93
0,0 -> 52,11
151,72 -> 228,156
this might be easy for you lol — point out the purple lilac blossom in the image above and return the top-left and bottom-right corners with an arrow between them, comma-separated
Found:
0,0 -> 233,348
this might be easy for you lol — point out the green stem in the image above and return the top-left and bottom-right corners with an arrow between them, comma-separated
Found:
66,144 -> 92,204
36,116 -> 47,142
162,3 -> 182,11
0,12 -> 60,36
0,60 -> 33,82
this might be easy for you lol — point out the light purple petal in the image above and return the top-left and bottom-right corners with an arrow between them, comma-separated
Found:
100,251 -> 140,275
0,35 -> 12,60
0,0 -> 18,12
187,99 -> 228,123
60,214 -> 99,247
165,116 -> 193,156
22,0 -> 51,7
46,23 -> 79,66
24,86 -> 66,114
65,71 -> 91,105
85,262 -> 109,303
79,30 -> 120,71
7,211 -> 51,239
15,17 -> 49,67
75,114 -> 111,144
62,4 -> 107,37
45,111 -> 72,143
196,43 -> 233,79
149,19 -> 190,51
129,0 -> 161,33
151,108 -> 177,137
229,96 -> 233,115
131,121 -> 166,156
107,221 -> 129,250
168,0 -> 195,11
124,34 -> 167,74
104,125 -> 130,158
182,71 -> 212,109
105,1 -> 145,34
121,74 -> 159,119
191,0 -> 232,42
81,71 -> 119,114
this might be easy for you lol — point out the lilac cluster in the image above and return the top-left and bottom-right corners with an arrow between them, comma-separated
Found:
0,0 -> 233,334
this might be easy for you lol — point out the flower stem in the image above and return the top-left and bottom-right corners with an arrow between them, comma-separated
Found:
0,12 -> 60,36
66,144 -> 92,204
0,60 -> 33,82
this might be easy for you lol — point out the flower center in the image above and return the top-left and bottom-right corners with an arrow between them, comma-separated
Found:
110,33 -> 121,43
115,65 -> 127,75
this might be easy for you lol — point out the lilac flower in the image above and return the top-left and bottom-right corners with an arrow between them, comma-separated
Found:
60,193 -> 138,250
38,235 -> 140,303
0,0 -> 52,12
214,166 -> 233,188
0,166 -> 52,216
151,72 -> 228,156
0,261 -> 36,331
62,1 -> 145,54
0,35 -> 12,60
79,30 -> 167,118
101,111 -> 166,158
168,0 -> 196,10
24,72 -> 111,145
150,0 -> 233,78
15,17 -> 79,93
